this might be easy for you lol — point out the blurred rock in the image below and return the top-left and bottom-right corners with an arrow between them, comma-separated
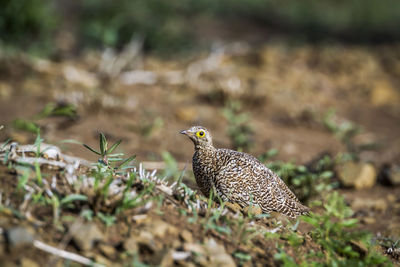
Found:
5,226 -> 34,248
63,65 -> 99,88
0,82 -> 12,100
180,229 -> 193,243
124,237 -> 138,253
183,243 -> 205,255
70,222 -> 104,251
361,217 -> 376,224
98,243 -> 117,259
120,70 -> 157,85
337,161 -> 377,189
20,258 -> 40,267
351,198 -> 388,213
379,164 -> 400,186
206,239 -> 236,267
370,80 -> 400,107
135,231 -> 160,252
94,254 -> 113,267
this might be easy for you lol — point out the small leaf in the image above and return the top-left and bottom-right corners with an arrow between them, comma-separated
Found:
117,155 -> 136,169
61,194 -> 88,205
108,140 -> 122,154
83,144 -> 101,155
99,133 -> 107,155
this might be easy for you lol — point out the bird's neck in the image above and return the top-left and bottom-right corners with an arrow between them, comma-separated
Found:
195,143 -> 216,154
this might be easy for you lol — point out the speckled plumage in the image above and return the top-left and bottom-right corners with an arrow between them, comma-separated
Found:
180,126 -> 309,218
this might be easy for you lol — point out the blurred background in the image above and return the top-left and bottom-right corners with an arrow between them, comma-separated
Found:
0,0 -> 399,167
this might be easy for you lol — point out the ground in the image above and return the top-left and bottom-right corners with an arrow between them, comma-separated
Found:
0,42 -> 399,266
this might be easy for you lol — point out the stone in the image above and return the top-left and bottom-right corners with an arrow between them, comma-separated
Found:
380,164 -> 400,186
361,217 -> 376,224
70,222 -> 104,251
98,243 -> 117,259
337,161 -> 377,189
151,220 -> 178,239
124,237 -> 138,253
180,229 -> 193,243
370,80 -> 400,107
20,258 -> 40,267
5,227 -> 34,248
183,243 -> 205,255
351,198 -> 388,213
206,239 -> 236,267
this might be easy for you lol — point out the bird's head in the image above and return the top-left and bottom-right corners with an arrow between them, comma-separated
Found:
180,126 -> 213,148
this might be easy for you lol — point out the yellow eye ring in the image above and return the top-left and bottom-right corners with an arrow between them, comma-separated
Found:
196,130 -> 205,138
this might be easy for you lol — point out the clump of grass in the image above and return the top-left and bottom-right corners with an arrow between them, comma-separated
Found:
12,102 -> 78,134
265,154 -> 336,201
222,100 -> 254,151
275,192 -> 390,266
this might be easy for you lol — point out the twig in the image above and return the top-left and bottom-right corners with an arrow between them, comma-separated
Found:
33,240 -> 105,267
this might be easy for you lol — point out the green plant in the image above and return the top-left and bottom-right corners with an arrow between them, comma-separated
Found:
266,156 -> 335,201
300,192 -> 390,266
83,132 -> 135,171
222,100 -> 254,151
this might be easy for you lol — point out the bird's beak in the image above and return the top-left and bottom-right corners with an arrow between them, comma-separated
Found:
180,130 -> 188,135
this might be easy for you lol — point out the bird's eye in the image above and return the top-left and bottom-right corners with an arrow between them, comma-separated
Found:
196,130 -> 205,138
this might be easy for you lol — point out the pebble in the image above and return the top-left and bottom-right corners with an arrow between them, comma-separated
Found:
351,198 -> 388,213
20,258 -> 40,267
70,222 -> 104,251
98,243 -> 117,259
5,227 -> 34,248
180,229 -> 194,243
206,239 -> 236,267
337,161 -> 377,189
124,237 -> 138,253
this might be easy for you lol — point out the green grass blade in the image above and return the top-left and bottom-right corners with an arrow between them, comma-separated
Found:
117,155 -> 136,170
99,133 -> 107,155
60,194 -> 88,205
83,144 -> 101,155
108,140 -> 122,154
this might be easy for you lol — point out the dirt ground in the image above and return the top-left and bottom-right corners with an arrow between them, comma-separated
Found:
0,42 -> 400,266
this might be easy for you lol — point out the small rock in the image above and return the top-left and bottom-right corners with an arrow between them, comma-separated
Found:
20,258 -> 40,267
70,222 -> 103,251
132,214 -> 148,224
351,198 -> 388,213
172,251 -> 191,261
370,80 -> 400,107
160,250 -> 174,267
183,243 -> 205,254
387,194 -> 397,204
206,239 -> 236,267
361,217 -> 376,224
379,164 -> 400,186
136,231 -> 159,252
337,161 -> 377,189
180,229 -> 193,243
148,220 -> 178,239
124,237 -> 138,253
98,243 -> 117,259
5,227 -> 34,248
94,254 -> 113,267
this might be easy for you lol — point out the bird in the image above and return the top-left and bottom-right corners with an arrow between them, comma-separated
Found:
180,126 -> 309,218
